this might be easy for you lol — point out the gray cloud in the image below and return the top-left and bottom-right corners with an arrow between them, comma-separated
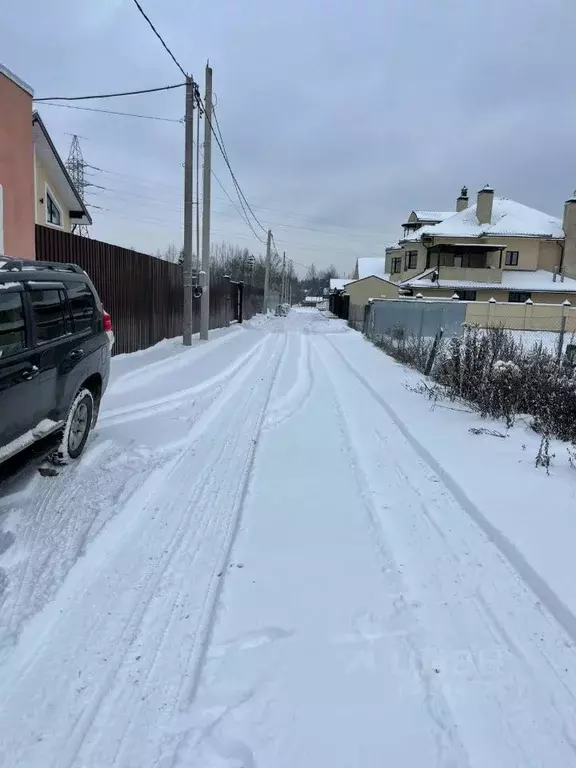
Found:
2,0 -> 575,275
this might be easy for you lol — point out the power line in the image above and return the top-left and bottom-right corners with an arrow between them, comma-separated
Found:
210,104 -> 267,234
195,90 -> 267,240
37,101 -> 183,123
86,167 -> 395,245
89,160 -> 397,237
129,0 -> 187,79
34,83 -> 185,102
86,159 -> 265,242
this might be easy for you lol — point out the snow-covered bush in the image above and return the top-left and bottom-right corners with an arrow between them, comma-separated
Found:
374,325 -> 434,372
433,326 -> 576,446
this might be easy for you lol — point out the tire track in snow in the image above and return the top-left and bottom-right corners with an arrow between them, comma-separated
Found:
0,334 -> 271,698
264,333 -> 313,430
0,333 -> 287,768
318,335 -> 576,765
0,333 -> 267,659
311,335 -> 470,768
325,335 -> 576,646
89,333 -> 288,768
100,334 -> 268,428
166,333 -> 288,768
109,325 -> 245,396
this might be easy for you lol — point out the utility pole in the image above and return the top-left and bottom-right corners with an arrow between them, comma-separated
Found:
263,229 -> 272,314
200,64 -> 213,341
281,251 -> 286,304
195,104 -> 201,271
182,76 -> 195,346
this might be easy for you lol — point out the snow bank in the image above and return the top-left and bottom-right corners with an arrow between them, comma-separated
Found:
332,331 -> 576,635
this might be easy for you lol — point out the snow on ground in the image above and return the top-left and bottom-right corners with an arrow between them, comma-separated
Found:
1,308 -> 576,767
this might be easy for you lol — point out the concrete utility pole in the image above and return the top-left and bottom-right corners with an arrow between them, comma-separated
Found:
263,229 -> 272,314
200,64 -> 213,341
183,76 -> 195,346
281,251 -> 286,304
195,104 -> 201,271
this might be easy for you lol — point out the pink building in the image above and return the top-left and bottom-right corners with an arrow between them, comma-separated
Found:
0,63 -> 35,259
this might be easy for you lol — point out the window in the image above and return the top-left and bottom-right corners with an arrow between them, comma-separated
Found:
65,281 -> 95,333
46,189 -> 62,227
505,250 -> 519,266
392,257 -> 402,274
29,289 -> 70,343
508,291 -> 532,303
405,250 -> 418,270
0,292 -> 26,360
456,290 -> 477,301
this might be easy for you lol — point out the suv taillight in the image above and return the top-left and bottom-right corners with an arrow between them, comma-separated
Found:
103,310 -> 112,333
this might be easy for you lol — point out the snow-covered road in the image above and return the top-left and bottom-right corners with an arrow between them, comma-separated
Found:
1,309 -> 576,767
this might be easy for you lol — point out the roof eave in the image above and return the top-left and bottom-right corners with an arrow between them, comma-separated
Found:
0,63 -> 33,96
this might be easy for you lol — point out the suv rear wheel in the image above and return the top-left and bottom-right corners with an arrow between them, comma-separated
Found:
56,388 -> 95,462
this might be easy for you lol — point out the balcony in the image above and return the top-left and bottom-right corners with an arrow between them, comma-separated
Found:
438,266 -> 503,284
425,242 -> 507,284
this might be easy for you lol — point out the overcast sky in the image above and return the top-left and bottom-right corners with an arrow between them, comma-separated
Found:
2,0 -> 575,276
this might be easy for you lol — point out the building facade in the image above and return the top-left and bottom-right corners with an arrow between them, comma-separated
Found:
384,186 -> 576,304
32,112 -> 91,234
0,63 -> 35,259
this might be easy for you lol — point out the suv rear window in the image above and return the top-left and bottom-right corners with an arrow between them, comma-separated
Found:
0,292 -> 26,360
65,281 -> 96,332
29,289 -> 71,343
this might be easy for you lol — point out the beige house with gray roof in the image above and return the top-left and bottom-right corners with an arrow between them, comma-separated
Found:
385,186 -> 576,304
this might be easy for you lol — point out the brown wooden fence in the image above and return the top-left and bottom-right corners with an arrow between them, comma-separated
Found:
35,226 -> 264,355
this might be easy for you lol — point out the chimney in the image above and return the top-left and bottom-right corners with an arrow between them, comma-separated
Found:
476,185 -> 494,225
456,185 -> 468,213
562,191 -> 576,278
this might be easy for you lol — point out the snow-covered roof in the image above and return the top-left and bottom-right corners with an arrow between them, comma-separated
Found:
412,211 -> 454,222
330,278 -> 351,291
404,198 -> 563,241
345,274 -> 394,291
356,257 -> 387,279
402,269 -> 576,293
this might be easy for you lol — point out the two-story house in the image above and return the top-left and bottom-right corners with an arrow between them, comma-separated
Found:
0,61 -> 91,259
32,112 -> 91,235
385,186 -> 576,304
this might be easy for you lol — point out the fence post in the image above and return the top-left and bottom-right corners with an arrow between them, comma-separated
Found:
238,281 -> 244,323
425,327 -> 444,375
487,296 -> 496,327
558,299 -> 571,362
417,302 -> 425,354
524,297 -> 533,330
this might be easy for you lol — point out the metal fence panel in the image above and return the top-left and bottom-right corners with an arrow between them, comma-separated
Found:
35,226 -> 264,355
370,299 -> 467,341
36,226 -> 183,355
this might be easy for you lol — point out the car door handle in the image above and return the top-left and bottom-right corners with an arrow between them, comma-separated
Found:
68,349 -> 85,361
21,365 -> 39,381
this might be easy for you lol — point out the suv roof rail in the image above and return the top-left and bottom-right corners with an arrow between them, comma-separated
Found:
0,258 -> 84,275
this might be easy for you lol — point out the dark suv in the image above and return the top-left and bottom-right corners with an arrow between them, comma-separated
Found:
0,257 -> 112,466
